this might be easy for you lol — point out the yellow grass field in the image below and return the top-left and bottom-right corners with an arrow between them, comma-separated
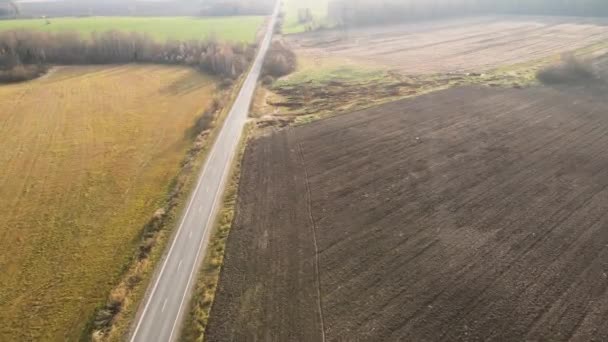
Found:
0,65 -> 216,340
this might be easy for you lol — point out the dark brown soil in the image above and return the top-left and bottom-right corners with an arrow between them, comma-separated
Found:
206,86 -> 608,341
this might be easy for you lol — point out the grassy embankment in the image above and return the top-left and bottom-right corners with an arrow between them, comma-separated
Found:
0,16 -> 264,42
181,123 -> 253,342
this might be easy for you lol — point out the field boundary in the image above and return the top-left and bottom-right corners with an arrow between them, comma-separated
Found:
297,138 -> 327,342
180,123 -> 253,342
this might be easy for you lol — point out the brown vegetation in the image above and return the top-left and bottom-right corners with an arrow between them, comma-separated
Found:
207,86 -> 608,341
274,14 -> 284,34
262,68 -> 532,125
0,29 -> 256,82
0,63 -> 46,82
268,73 -> 427,118
262,41 -> 296,78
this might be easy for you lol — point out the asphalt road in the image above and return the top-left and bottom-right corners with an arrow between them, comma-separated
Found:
129,3 -> 279,341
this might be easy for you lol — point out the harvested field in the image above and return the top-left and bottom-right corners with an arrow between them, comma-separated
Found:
0,65 -> 216,341
288,16 -> 608,74
207,86 -> 608,341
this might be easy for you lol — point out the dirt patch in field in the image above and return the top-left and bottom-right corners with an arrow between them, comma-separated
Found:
262,71 -> 517,121
207,86 -> 608,341
288,16 -> 608,74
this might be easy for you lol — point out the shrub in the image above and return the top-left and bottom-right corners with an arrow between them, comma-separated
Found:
274,19 -> 283,34
195,112 -> 214,134
261,75 -> 275,85
219,77 -> 234,89
537,54 -> 598,85
0,64 -> 46,83
262,41 -> 296,78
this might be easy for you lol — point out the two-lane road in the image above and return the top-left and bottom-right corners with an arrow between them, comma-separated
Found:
130,3 -> 280,341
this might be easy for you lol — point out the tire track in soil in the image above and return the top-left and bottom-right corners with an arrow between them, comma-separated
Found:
296,135 -> 327,342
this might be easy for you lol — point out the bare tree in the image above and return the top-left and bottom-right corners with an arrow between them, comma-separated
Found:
2,0 -> 19,17
0,29 -> 256,82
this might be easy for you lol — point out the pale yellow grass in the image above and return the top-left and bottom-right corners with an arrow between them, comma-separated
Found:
0,65 -> 216,341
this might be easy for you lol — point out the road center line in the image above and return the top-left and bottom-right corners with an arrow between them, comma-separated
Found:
177,260 -> 183,271
161,298 -> 168,313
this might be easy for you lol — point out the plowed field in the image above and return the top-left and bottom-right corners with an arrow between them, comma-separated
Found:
289,16 -> 608,74
207,86 -> 608,341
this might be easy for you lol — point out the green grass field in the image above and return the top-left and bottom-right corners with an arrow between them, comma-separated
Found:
283,0 -> 330,34
0,16 -> 264,42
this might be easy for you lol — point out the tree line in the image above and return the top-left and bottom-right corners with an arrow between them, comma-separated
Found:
328,0 -> 608,27
0,0 -> 18,18
200,0 -> 274,16
0,30 -> 256,82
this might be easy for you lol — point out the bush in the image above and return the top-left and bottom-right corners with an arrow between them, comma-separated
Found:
261,75 -> 275,85
274,18 -> 283,34
537,54 -> 598,85
189,98 -> 221,139
0,64 -> 47,83
219,77 -> 234,89
262,41 -> 296,78
195,112 -> 215,134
